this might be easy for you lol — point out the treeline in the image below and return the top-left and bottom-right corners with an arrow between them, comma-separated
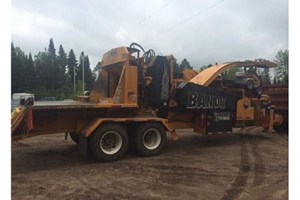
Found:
11,38 -> 97,100
259,49 -> 289,85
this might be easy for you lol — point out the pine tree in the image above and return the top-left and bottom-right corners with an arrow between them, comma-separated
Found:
48,38 -> 56,65
77,52 -> 85,82
84,55 -> 94,90
57,44 -> 67,73
200,64 -> 212,71
11,43 -> 21,93
261,68 -> 271,85
34,51 -> 53,89
67,49 -> 78,89
180,58 -> 193,70
25,53 -> 35,90
93,61 -> 101,79
273,77 -> 277,85
77,52 -> 94,90
11,44 -> 28,92
45,39 -> 61,89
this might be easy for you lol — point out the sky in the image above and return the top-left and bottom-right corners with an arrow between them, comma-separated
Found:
11,0 -> 288,69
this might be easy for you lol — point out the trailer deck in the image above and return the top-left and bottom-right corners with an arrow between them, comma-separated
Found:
33,100 -> 137,109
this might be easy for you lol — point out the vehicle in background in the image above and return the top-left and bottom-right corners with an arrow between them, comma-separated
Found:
12,93 -> 35,101
11,93 -> 35,111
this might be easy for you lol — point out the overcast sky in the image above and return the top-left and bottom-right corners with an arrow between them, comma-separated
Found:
11,0 -> 288,69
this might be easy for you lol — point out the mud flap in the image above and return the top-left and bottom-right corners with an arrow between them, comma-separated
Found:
78,134 -> 88,156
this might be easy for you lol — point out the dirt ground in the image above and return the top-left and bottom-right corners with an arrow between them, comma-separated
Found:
12,128 -> 288,200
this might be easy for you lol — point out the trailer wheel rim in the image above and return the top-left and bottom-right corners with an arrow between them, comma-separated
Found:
100,131 -> 122,155
142,128 -> 161,150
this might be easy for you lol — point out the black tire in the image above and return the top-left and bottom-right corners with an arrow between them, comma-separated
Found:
274,114 -> 288,133
89,123 -> 128,162
69,132 -> 79,144
133,123 -> 167,156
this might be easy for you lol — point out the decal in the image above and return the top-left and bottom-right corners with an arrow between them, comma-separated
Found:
187,91 -> 227,109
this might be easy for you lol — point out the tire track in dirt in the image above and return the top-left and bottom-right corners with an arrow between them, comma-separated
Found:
111,161 -> 236,181
248,135 -> 266,187
221,136 -> 250,200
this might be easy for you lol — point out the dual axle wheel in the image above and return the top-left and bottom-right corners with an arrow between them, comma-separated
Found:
86,123 -> 166,162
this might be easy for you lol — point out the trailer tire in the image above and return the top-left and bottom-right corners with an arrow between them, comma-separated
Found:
90,123 -> 128,162
134,123 -> 166,156
274,114 -> 288,133
69,132 -> 79,144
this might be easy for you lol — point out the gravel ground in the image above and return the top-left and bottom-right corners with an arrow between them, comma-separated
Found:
12,128 -> 288,200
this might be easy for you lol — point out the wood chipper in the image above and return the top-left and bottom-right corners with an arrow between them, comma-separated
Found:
11,43 -> 284,162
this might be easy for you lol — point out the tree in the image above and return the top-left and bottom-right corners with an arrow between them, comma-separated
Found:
24,53 -> 35,90
67,49 -> 78,87
77,52 -> 85,82
273,77 -> 278,85
11,44 -> 25,92
173,59 -> 181,73
34,39 -> 64,92
93,61 -> 101,79
48,38 -> 56,65
274,49 -> 288,84
11,38 -> 93,99
261,68 -> 271,85
57,44 -> 67,73
200,64 -> 212,71
77,52 -> 94,90
34,51 -> 54,89
84,55 -> 94,90
11,44 -> 35,93
223,67 -> 240,80
179,58 -> 193,70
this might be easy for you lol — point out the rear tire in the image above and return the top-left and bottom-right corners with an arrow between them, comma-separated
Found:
274,114 -> 288,133
90,123 -> 128,162
133,123 -> 166,156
